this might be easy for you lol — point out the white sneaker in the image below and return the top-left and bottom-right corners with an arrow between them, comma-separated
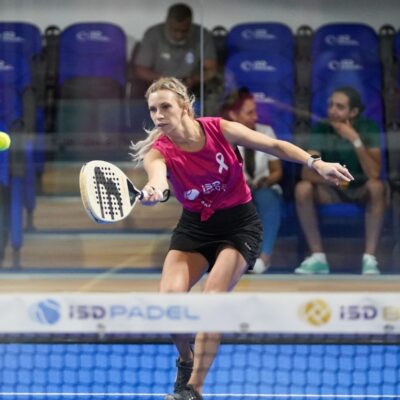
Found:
252,258 -> 270,274
294,254 -> 330,274
362,255 -> 380,275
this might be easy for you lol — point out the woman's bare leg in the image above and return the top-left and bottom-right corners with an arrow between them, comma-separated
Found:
188,246 -> 248,395
160,250 -> 208,398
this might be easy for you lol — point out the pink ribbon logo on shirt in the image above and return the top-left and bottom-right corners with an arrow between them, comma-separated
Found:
216,153 -> 228,174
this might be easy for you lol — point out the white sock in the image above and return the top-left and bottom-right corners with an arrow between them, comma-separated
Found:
311,252 -> 327,263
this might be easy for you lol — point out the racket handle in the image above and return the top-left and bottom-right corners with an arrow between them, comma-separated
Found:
139,189 -> 149,200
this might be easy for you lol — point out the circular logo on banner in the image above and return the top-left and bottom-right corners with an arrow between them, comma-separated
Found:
299,299 -> 332,326
30,299 -> 61,325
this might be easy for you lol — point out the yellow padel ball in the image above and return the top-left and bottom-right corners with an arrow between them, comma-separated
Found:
0,132 -> 11,151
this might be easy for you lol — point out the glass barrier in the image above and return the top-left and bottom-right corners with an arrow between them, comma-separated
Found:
0,0 -> 398,276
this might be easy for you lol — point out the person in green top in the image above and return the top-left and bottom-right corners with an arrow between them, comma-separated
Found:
294,86 -> 385,275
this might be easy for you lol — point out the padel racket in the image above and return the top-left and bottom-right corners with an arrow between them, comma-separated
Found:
79,160 -> 169,224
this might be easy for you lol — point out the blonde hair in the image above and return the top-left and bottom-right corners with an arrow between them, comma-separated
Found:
130,77 -> 196,166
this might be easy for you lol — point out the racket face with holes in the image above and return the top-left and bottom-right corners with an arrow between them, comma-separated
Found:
79,160 -> 142,224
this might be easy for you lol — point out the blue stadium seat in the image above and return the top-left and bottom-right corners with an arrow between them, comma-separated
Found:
225,52 -> 294,93
396,29 -> 400,54
309,25 -> 387,241
395,29 -> 400,61
0,54 -> 36,266
0,55 -> 31,125
224,51 -> 295,141
224,49 -> 297,206
309,92 -> 388,239
311,27 -> 383,141
59,22 -> 126,94
251,85 -> 294,142
226,22 -> 293,59
312,23 -> 379,63
310,42 -> 386,179
224,27 -> 298,217
0,22 -> 45,175
311,48 -> 382,93
56,22 -> 127,161
395,31 -> 400,124
0,22 -> 42,59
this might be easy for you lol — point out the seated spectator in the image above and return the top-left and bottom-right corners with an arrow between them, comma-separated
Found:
295,86 -> 385,275
221,88 -> 283,273
133,3 -> 217,99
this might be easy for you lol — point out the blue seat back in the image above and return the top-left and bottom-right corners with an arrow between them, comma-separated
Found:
0,24 -> 40,256
56,23 -> 127,161
249,85 -> 294,142
312,23 -> 379,62
309,24 -> 386,231
395,31 -> 400,90
311,48 -> 382,93
0,55 -> 31,126
227,22 -> 293,58
224,51 -> 294,135
224,50 -> 295,143
0,22 -> 42,59
395,30 -> 400,60
59,22 -> 126,89
0,23 -> 45,172
225,51 -> 294,93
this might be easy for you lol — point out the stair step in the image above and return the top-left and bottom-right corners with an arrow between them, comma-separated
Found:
2,233 -> 170,269
32,195 -> 181,231
8,160 -> 177,270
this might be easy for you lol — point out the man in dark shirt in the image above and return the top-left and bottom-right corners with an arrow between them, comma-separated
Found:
134,3 -> 217,94
294,86 -> 385,275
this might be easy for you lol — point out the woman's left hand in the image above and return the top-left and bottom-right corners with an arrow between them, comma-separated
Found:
313,161 -> 354,186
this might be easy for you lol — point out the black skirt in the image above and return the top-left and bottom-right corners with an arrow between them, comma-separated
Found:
169,201 -> 263,270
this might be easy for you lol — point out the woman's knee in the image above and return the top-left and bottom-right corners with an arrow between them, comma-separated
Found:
202,251 -> 247,293
159,251 -> 207,293
159,276 -> 189,293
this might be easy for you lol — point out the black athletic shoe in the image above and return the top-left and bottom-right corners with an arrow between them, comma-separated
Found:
164,358 -> 194,400
172,385 -> 202,400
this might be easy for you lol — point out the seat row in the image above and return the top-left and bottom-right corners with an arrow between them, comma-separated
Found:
223,22 -> 396,136
1,21 -> 400,158
221,22 -> 400,195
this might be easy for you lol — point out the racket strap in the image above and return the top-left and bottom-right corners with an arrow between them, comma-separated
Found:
148,186 -> 170,203
161,189 -> 170,203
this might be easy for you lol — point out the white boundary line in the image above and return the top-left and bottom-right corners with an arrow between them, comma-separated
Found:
0,394 -> 399,398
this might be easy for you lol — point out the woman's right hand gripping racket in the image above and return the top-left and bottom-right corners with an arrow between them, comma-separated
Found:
79,160 -> 169,224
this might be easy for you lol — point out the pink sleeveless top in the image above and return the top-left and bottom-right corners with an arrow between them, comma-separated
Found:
153,117 -> 252,221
